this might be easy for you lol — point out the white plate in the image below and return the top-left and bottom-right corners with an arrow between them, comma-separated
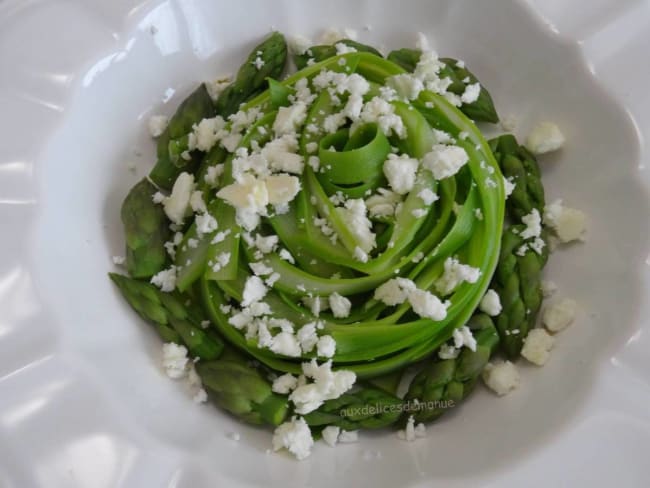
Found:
1,0 -> 649,486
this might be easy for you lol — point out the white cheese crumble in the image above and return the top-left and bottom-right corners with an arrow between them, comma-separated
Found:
519,209 -> 542,240
266,174 -> 301,207
289,359 -> 356,414
543,199 -> 587,243
150,265 -> 177,292
452,326 -> 477,351
503,177 -> 516,197
316,335 -> 337,358
521,328 -> 554,366
338,430 -> 359,443
296,322 -> 319,353
329,292 -> 351,318
479,289 -> 502,316
288,35 -> 312,55
422,144 -> 469,180
163,172 -> 194,224
148,115 -> 169,138
161,342 -> 189,379
321,425 -> 340,447
272,416 -> 314,460
195,212 -> 218,236
272,373 -> 299,394
337,199 -> 376,253
525,122 -> 565,155
387,73 -> 424,101
435,257 -> 480,295
205,75 -> 232,102
482,361 -> 520,396
542,298 -> 577,333
273,102 -> 308,136
112,255 -> 125,265
417,188 -> 439,205
383,154 -> 419,194
408,289 -> 449,321
460,82 -> 481,104
241,276 -> 268,306
540,280 -> 558,297
374,277 -> 417,306
438,344 -> 459,360
366,188 -> 401,218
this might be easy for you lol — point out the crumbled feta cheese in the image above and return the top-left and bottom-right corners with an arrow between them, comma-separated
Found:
387,74 -> 424,100
163,172 -> 194,224
321,425 -> 340,447
269,331 -> 302,357
112,255 -> 125,265
415,32 -> 431,51
417,188 -> 439,205
150,266 -> 177,292
148,115 -> 169,138
255,234 -> 279,253
358,97 -> 406,138
296,322 -> 319,353
500,114 -> 517,132
193,116 -> 226,151
338,430 -> 359,443
503,177 -> 516,197
435,257 -> 480,295
479,289 -> 502,316
152,191 -> 166,204
195,212 -> 218,236
383,154 -> 419,195
542,298 -> 577,333
289,359 -> 356,414
366,188 -> 401,218
460,82 -> 481,104
189,190 -> 206,213
544,199 -> 587,243
205,75 -> 231,102
452,325 -> 477,351
519,209 -> 542,240
482,361 -> 520,396
316,335 -> 337,358
521,328 -> 555,366
525,122 -> 565,154
272,373 -> 299,394
252,55 -> 265,70
278,248 -> 295,264
242,276 -> 268,306
408,289 -> 448,321
335,42 -> 357,55
328,292 -> 351,318
422,145 -> 469,180
265,174 -> 301,207
337,199 -> 376,253
273,102 -> 308,136
438,344 -> 459,359
249,261 -> 273,276
374,278 -> 416,306
272,416 -> 314,460
161,342 -> 189,379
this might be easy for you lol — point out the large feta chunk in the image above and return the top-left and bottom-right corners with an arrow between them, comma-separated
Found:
525,121 -> 565,154
265,174 -> 301,206
542,298 -> 577,333
422,145 -> 469,180
383,154 -> 419,195
482,361 -> 520,396
544,199 -> 587,243
272,416 -> 314,460
521,328 -> 554,366
273,102 -> 308,136
163,172 -> 194,224
435,257 -> 480,295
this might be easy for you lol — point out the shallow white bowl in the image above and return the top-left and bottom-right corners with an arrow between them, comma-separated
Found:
1,0 -> 649,486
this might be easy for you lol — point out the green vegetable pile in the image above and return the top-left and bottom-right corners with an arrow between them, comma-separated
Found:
110,32 -> 550,439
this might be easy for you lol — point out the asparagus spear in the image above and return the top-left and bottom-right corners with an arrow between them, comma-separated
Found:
120,178 -> 170,278
196,358 -> 289,426
214,32 -> 288,117
387,48 -> 499,123
109,273 -> 224,360
403,314 -> 499,423
294,40 -> 382,69
302,386 -> 403,431
149,84 -> 217,189
489,134 -> 549,357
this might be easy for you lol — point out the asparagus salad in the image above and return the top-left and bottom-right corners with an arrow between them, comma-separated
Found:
110,30 -> 587,460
